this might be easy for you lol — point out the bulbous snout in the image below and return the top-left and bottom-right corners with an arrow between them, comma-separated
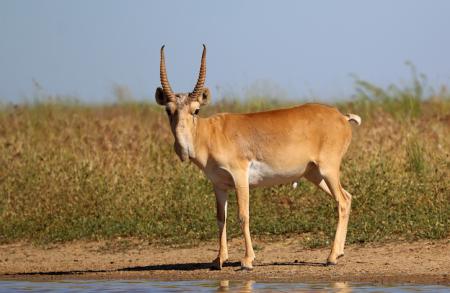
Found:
174,141 -> 189,162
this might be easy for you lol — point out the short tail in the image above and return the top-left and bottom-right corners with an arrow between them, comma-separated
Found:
345,113 -> 361,126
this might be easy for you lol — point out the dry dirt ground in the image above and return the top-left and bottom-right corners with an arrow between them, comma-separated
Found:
0,238 -> 448,284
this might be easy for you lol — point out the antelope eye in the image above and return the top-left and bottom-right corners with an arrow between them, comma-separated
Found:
194,109 -> 200,115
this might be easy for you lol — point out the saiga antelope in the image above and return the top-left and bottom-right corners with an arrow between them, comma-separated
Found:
155,45 -> 361,270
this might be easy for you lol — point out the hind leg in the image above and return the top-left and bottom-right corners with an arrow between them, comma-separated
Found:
304,164 -> 352,263
337,182 -> 352,257
304,164 -> 332,196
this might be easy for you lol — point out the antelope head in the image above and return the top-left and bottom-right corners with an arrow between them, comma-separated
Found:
155,45 -> 211,162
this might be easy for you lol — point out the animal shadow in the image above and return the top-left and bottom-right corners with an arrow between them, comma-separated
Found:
5,269 -> 111,276
119,261 -> 241,272
259,260 -> 327,267
5,260 -> 324,277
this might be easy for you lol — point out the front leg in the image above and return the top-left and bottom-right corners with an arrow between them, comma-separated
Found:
211,186 -> 228,270
234,176 -> 255,270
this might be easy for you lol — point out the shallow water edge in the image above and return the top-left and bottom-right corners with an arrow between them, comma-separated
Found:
1,280 -> 449,293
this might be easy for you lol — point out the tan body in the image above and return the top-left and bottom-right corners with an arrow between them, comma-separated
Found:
155,45 -> 361,270
192,103 -> 353,189
190,104 -> 358,269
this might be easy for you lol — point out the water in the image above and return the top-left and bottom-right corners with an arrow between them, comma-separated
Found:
0,280 -> 448,292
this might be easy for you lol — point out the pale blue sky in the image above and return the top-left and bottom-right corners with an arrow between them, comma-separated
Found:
1,0 -> 450,102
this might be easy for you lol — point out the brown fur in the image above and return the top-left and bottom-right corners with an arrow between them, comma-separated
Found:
155,44 -> 360,269
156,88 -> 360,269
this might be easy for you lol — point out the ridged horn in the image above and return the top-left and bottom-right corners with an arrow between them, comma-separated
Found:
190,44 -> 207,100
160,45 -> 176,102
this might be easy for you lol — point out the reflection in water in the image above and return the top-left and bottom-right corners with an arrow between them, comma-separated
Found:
218,280 -> 229,292
217,280 -> 351,292
0,280 -> 449,292
333,282 -> 351,293
218,280 -> 254,293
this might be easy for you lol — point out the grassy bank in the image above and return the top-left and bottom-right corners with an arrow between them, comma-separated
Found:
0,80 -> 449,247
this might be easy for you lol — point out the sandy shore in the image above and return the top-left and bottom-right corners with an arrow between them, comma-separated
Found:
0,238 -> 448,284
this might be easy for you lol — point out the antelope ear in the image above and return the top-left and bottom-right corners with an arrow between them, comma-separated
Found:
198,88 -> 211,106
155,87 -> 167,105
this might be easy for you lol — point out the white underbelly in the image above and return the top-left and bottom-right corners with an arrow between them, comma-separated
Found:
248,160 -> 306,187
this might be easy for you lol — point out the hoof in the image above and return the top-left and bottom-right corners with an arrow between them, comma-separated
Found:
327,253 -> 339,266
326,254 -> 338,266
211,257 -> 227,270
240,257 -> 254,270
240,264 -> 253,271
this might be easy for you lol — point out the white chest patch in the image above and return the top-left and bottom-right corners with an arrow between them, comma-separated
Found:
248,161 -> 276,186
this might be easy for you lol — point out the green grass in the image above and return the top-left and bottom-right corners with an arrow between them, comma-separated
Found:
0,78 -> 449,248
